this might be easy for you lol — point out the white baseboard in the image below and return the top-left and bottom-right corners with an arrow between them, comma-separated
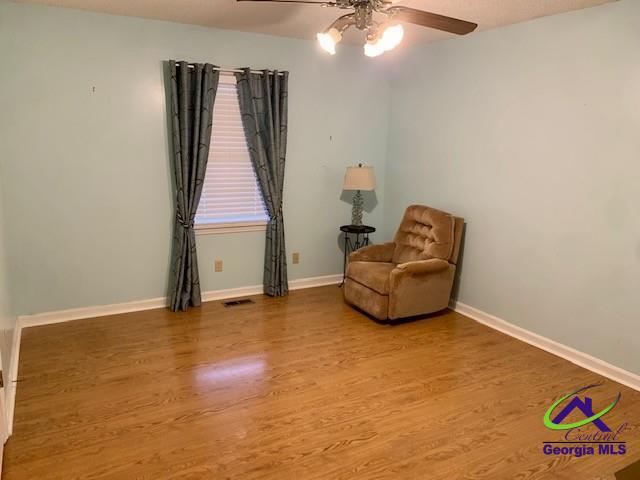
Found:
290,274 -> 343,290
18,274 -> 343,329
6,324 -> 21,435
18,296 -> 167,329
451,300 -> 640,392
200,285 -> 263,303
199,275 -> 343,302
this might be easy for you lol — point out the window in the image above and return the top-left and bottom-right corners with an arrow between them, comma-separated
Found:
195,73 -> 268,233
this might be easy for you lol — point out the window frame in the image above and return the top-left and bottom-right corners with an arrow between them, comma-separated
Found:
194,73 -> 268,236
195,219 -> 268,235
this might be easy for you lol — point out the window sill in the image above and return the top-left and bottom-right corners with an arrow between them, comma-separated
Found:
195,221 -> 268,235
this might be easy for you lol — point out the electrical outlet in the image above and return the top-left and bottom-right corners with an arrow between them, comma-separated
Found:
214,260 -> 223,272
292,252 -> 300,264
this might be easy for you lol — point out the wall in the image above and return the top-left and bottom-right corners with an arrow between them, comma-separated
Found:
384,0 -> 640,373
0,176 -> 13,327
0,1 -> 388,315
0,168 -> 16,423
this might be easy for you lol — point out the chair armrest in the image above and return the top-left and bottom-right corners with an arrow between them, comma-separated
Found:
388,258 -> 455,319
348,242 -> 395,263
393,258 -> 450,276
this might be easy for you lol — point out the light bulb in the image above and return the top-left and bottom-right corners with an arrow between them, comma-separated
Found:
317,28 -> 342,55
381,24 -> 404,51
364,40 -> 385,58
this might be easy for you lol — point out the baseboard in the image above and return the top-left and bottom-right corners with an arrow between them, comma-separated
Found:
199,275 -> 342,302
18,296 -> 167,329
7,322 -> 21,435
200,285 -> 263,303
451,300 -> 640,392
290,274 -> 343,290
18,274 -> 343,329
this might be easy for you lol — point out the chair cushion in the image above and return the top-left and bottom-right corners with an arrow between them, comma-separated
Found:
392,205 -> 455,264
346,261 -> 395,295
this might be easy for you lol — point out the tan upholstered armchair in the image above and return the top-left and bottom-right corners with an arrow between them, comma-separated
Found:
344,205 -> 464,321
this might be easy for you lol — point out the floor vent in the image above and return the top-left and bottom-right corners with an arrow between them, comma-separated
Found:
222,298 -> 254,307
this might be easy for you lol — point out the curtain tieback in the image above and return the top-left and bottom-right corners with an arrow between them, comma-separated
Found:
176,212 -> 194,229
269,207 -> 284,222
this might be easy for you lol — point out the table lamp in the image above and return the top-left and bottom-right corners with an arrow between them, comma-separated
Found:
343,164 -> 376,226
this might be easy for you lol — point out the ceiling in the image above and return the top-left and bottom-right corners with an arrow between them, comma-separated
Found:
13,0 -> 616,46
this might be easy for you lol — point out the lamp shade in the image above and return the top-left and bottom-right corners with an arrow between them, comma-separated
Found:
343,165 -> 376,191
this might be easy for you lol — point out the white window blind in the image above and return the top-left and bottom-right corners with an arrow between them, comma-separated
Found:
195,74 -> 268,228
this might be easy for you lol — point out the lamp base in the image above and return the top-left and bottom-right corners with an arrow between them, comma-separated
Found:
351,190 -> 363,226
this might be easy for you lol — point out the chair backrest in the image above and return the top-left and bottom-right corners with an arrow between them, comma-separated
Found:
392,205 -> 464,265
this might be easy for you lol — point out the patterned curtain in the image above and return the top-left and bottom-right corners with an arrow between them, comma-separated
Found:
235,68 -> 289,296
168,61 -> 220,311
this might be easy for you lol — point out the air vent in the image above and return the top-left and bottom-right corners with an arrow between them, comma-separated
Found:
222,298 -> 254,307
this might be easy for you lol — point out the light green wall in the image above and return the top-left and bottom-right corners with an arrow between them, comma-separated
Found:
0,1 -> 388,314
0,177 -> 12,328
0,168 -> 15,379
384,0 -> 640,373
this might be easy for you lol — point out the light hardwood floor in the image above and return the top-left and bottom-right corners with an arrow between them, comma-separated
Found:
3,286 -> 639,479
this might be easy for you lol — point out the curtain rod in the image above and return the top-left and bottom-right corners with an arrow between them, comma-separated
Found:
183,63 -> 286,76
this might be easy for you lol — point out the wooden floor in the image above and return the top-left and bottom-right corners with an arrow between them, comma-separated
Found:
3,286 -> 639,479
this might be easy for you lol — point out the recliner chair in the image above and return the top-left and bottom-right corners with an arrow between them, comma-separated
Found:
343,205 -> 464,321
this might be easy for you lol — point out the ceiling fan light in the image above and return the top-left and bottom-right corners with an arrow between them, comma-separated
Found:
317,28 -> 342,55
363,40 -> 385,58
381,24 -> 404,51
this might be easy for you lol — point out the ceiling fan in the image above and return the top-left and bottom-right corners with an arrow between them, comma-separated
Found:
236,0 -> 477,57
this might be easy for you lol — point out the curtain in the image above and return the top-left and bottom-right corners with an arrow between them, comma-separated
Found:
235,68 -> 289,296
168,61 -> 220,311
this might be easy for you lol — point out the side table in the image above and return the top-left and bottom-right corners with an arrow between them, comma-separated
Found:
339,224 -> 376,285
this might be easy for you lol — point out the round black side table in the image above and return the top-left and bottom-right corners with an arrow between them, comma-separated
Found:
340,224 -> 376,285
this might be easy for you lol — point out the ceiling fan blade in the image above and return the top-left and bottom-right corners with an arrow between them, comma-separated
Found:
237,0 -> 336,5
386,7 -> 477,35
